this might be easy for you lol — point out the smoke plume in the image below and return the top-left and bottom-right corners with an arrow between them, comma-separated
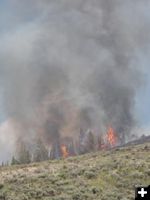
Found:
0,0 -> 150,161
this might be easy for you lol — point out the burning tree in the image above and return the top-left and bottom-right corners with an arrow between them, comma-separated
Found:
61,145 -> 69,158
106,127 -> 118,147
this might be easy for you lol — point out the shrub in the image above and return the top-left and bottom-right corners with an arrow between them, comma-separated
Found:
0,184 -> 4,190
84,171 -> 97,179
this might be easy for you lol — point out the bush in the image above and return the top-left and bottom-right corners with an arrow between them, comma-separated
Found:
84,171 -> 97,179
0,184 -> 4,190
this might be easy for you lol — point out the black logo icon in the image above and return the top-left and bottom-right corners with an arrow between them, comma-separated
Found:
135,186 -> 150,200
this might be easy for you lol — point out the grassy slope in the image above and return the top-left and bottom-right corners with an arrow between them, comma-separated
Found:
0,143 -> 149,200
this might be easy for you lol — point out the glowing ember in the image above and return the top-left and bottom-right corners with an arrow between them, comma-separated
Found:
61,145 -> 69,158
107,127 -> 117,147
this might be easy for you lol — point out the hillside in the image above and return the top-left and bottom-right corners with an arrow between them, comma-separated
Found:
0,143 -> 149,200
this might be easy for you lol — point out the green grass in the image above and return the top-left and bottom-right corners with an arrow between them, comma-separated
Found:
0,143 -> 149,200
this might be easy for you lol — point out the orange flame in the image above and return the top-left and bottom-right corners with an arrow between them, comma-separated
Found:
107,127 -> 117,147
61,145 -> 69,158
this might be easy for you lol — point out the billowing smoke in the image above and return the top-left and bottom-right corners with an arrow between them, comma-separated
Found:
0,0 -> 150,161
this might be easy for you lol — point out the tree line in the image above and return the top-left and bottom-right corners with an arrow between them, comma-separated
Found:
11,138 -> 49,165
0,130 -> 104,166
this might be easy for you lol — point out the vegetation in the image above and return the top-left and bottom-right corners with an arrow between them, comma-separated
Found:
0,142 -> 149,200
11,139 -> 49,165
33,139 -> 49,162
16,141 -> 31,165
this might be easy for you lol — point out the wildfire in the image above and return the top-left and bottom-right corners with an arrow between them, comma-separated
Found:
61,145 -> 69,158
107,127 -> 117,147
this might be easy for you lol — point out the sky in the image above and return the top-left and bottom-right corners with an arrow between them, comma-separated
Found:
0,0 -> 150,162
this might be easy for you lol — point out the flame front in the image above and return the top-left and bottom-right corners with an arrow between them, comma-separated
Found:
107,127 -> 117,147
61,145 -> 69,158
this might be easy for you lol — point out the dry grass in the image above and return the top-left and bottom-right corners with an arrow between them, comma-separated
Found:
0,143 -> 149,200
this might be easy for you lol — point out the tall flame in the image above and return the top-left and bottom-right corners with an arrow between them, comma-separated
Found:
61,145 -> 69,158
107,127 -> 117,147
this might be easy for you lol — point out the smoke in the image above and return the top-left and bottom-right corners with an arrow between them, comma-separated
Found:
0,0 -> 150,161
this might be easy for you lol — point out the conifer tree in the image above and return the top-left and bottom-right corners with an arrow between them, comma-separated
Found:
11,156 -> 19,165
33,138 -> 49,162
17,141 -> 31,164
85,130 -> 95,152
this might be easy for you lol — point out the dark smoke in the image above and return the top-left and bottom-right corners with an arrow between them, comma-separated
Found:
0,0 -> 150,161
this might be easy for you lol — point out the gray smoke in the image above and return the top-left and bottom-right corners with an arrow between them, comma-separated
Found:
0,0 -> 150,160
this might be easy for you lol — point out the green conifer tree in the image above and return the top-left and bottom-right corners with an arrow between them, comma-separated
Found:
33,138 -> 49,162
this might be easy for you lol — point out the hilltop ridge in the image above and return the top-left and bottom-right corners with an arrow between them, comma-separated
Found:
0,142 -> 149,200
